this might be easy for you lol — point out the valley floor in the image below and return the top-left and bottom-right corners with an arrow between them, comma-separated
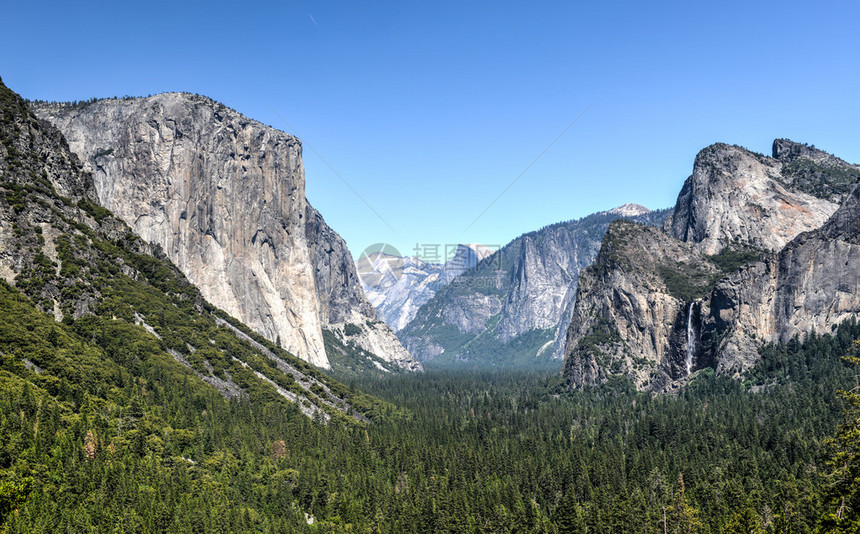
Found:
3,318 -> 860,532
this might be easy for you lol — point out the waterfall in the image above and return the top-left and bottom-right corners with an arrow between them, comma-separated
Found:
685,301 -> 696,376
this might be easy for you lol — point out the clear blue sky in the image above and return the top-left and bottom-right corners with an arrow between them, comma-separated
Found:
3,1 -> 859,259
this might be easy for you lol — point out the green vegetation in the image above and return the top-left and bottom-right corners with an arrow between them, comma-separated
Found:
817,342 -> 860,531
342,323 -> 361,337
657,262 -> 716,302
428,326 -> 558,371
574,316 -> 624,366
7,298 -> 860,531
658,244 -> 767,302
322,327 -> 401,379
781,158 -> 860,200
76,198 -> 112,223
6,73 -> 860,532
706,243 -> 767,273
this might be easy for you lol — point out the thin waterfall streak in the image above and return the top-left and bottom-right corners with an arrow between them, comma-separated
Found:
685,301 -> 696,376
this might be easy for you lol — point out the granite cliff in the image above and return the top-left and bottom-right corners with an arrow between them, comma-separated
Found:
707,181 -> 860,375
399,207 -> 670,366
563,140 -> 860,390
32,94 -> 418,372
0,76 -> 378,421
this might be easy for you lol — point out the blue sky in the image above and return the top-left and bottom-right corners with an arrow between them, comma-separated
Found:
3,1 -> 859,259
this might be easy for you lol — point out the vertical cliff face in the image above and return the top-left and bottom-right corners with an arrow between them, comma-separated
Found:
0,77 -> 383,420
399,208 -> 670,366
305,204 -> 420,371
32,95 -> 418,371
667,143 -> 843,254
563,140 -> 860,390
707,183 -> 860,374
495,228 -> 593,344
562,221 -> 721,390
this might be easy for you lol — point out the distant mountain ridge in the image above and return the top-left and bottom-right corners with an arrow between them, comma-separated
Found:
603,203 -> 651,217
357,243 -> 493,331
397,206 -> 671,367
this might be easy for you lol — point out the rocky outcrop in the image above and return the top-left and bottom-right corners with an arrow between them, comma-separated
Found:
604,203 -> 651,217
400,208 -> 670,366
773,138 -> 860,203
438,243 -> 495,285
667,143 -> 843,254
357,253 -> 443,332
0,77 -> 376,420
563,221 -> 721,390
32,94 -> 418,371
305,204 -> 419,370
496,228 -> 595,344
563,139 -> 860,390
707,182 -> 860,374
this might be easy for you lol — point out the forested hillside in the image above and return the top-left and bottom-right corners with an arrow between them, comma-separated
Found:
5,310 -> 860,531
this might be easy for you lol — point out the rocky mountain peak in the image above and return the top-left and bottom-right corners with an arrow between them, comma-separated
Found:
773,138 -> 841,164
564,139 -> 860,391
604,203 -> 651,217
668,141 -> 841,254
0,83 -> 96,204
439,243 -> 495,284
821,181 -> 860,244
772,139 -> 860,203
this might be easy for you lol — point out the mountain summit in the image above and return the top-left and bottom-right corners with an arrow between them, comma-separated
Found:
603,203 -> 651,217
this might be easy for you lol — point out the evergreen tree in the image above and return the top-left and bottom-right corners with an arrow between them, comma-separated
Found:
817,340 -> 860,532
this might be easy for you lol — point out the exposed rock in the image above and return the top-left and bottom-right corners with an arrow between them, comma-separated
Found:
304,203 -> 418,369
32,94 -> 418,371
357,252 -> 443,332
400,208 -> 670,365
563,220 -> 721,390
357,243 -> 493,332
667,142 -> 846,254
708,182 -> 860,374
772,139 -> 860,202
438,243 -> 495,285
603,203 -> 651,217
1,77 -> 375,420
564,139 -> 860,390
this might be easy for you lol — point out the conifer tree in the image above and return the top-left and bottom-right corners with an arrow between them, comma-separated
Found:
817,341 -> 860,532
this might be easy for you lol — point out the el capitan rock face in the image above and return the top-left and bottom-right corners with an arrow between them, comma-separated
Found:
563,140 -> 860,390
33,94 -> 418,371
0,77 -> 378,420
